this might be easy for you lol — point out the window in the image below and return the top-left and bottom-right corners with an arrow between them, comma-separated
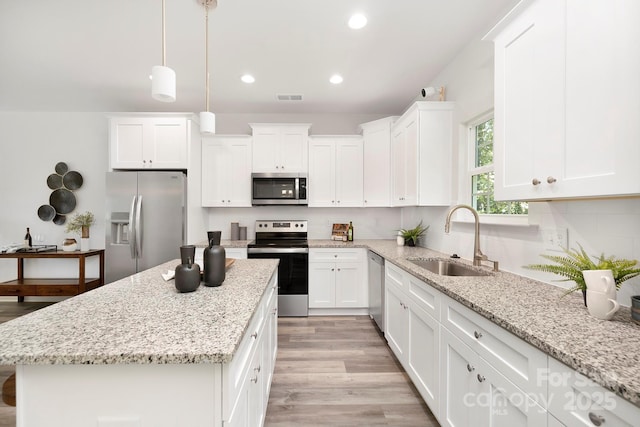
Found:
468,115 -> 528,215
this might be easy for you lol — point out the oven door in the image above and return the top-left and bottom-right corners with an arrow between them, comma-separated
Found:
247,248 -> 309,317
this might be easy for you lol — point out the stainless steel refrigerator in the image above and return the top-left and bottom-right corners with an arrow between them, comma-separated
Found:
105,171 -> 186,283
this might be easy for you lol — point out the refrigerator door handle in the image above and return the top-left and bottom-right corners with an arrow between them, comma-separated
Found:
135,195 -> 143,258
128,195 -> 137,259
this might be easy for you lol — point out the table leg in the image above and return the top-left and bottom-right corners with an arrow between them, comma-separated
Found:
78,255 -> 86,294
17,259 -> 24,303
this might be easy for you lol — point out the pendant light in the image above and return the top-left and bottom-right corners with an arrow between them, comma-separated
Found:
151,0 -> 176,102
199,0 -> 217,134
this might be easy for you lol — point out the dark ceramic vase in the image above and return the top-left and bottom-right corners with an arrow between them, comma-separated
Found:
207,231 -> 221,246
175,257 -> 201,293
180,245 -> 196,265
204,231 -> 225,287
406,239 -> 416,247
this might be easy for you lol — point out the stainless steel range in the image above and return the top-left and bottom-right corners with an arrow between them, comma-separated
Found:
247,220 -> 308,317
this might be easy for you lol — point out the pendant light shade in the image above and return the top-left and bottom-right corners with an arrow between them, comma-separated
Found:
151,0 -> 176,102
152,65 -> 176,102
199,0 -> 217,135
200,111 -> 216,134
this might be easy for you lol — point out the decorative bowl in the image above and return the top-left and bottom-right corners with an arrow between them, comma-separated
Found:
62,238 -> 77,252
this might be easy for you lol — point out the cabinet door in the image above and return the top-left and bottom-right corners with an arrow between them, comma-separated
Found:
280,127 -> 308,172
308,262 -> 336,308
251,127 -> 281,172
408,302 -> 440,416
477,357 -> 548,427
334,261 -> 366,307
308,139 -> 336,207
335,139 -> 364,207
202,137 -> 251,207
385,281 -> 408,362
403,117 -> 419,205
417,108 -> 453,206
201,139 -> 229,207
148,118 -> 187,169
391,127 -> 406,206
493,0 -> 565,201
440,327 -> 481,427
226,139 -> 252,207
562,0 -> 640,198
110,118 -> 145,169
362,119 -> 393,207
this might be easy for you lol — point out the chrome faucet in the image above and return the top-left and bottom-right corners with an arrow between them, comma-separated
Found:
445,204 -> 497,270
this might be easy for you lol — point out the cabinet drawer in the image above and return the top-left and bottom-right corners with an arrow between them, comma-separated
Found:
548,357 -> 639,427
385,262 -> 406,291
309,248 -> 364,262
407,273 -> 440,321
441,295 -> 547,403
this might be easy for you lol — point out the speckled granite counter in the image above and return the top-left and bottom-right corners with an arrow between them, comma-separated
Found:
0,258 -> 278,365
358,240 -> 640,407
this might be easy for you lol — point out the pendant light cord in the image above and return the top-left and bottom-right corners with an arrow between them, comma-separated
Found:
205,3 -> 210,112
161,0 -> 167,66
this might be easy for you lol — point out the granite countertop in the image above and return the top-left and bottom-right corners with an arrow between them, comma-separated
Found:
0,258 -> 279,365
361,240 -> 640,407
216,238 -> 640,405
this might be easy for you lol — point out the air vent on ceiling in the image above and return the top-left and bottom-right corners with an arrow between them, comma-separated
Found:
276,93 -> 304,101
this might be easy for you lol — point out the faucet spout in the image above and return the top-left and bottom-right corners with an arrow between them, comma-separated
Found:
444,204 -> 486,267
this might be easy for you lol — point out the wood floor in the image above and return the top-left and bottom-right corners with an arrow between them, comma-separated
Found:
0,304 -> 438,426
265,316 -> 439,426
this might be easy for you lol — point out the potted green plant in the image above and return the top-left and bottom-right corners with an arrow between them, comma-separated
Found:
65,211 -> 95,239
524,243 -> 640,305
399,221 -> 429,247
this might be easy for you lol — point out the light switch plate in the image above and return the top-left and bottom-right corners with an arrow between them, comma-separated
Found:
542,228 -> 568,251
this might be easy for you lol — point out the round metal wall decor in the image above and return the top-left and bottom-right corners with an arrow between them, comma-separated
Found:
38,162 -> 84,225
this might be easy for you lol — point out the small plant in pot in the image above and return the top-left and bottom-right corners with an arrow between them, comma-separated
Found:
524,243 -> 640,305
399,221 -> 429,247
65,211 -> 95,239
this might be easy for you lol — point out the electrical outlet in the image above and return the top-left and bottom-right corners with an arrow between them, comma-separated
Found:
542,228 -> 568,251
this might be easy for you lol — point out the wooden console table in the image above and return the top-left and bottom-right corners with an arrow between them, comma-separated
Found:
0,249 -> 105,302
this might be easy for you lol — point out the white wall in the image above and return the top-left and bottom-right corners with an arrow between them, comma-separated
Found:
406,38 -> 640,306
0,112 -> 108,290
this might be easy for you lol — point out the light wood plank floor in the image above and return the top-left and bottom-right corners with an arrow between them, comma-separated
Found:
265,316 -> 439,426
0,305 -> 439,426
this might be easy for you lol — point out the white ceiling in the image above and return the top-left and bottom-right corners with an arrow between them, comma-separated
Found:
0,0 -> 518,115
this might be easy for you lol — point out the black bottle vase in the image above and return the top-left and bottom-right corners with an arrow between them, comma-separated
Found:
204,231 -> 225,287
175,257 -> 201,293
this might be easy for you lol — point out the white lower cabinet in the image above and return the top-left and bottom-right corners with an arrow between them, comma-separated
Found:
384,263 -> 440,417
224,273 -> 277,427
309,249 -> 367,309
385,262 -> 552,426
547,357 -> 638,427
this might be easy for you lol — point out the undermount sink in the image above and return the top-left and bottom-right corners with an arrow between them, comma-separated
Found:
407,258 -> 490,277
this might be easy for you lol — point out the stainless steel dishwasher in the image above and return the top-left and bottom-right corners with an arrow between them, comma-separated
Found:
368,250 -> 385,332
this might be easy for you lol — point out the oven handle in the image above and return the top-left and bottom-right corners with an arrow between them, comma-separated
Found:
247,247 -> 309,255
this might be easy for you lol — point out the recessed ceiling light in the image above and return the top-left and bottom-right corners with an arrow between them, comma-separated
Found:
348,14 -> 367,29
330,74 -> 343,84
241,74 -> 255,83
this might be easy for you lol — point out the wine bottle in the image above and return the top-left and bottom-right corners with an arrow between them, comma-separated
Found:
347,221 -> 354,242
24,227 -> 32,247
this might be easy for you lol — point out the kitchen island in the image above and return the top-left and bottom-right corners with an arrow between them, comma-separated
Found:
0,258 -> 279,427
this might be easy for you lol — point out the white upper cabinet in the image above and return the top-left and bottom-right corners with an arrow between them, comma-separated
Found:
250,124 -> 310,173
487,0 -> 640,201
391,102 -> 454,207
201,135 -> 252,207
109,116 -> 189,170
360,117 -> 397,207
308,136 -> 363,207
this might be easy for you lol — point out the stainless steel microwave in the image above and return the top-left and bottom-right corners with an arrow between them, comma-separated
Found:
251,173 -> 308,206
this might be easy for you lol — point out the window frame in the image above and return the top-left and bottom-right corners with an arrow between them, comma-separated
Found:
459,110 -> 530,226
